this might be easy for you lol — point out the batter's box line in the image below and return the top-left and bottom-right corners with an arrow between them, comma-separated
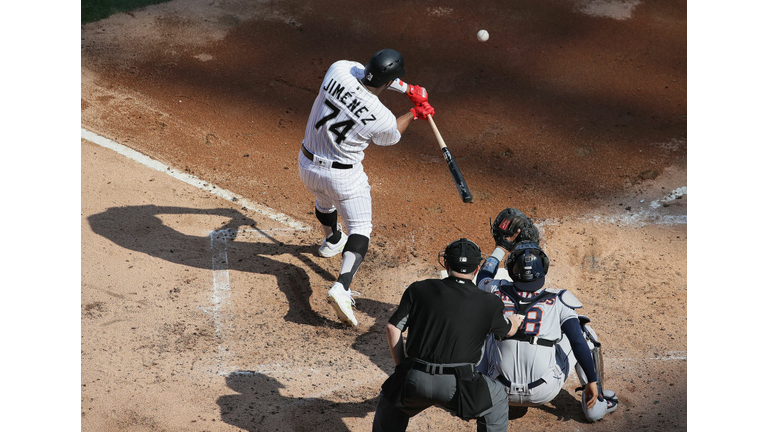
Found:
81,128 -> 311,231
204,227 -> 307,375
607,351 -> 687,362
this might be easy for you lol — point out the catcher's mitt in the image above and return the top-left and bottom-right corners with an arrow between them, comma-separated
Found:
490,207 -> 540,250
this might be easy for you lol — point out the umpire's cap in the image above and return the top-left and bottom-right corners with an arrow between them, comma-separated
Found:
440,238 -> 483,274
506,241 -> 550,292
362,49 -> 406,87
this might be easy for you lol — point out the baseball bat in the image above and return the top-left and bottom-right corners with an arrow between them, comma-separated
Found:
426,115 -> 473,203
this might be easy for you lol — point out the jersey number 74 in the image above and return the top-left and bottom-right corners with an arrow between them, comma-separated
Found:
315,99 -> 355,144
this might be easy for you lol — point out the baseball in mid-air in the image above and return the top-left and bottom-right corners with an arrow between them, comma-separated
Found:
477,29 -> 489,42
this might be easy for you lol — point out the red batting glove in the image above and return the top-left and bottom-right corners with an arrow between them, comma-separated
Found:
420,102 -> 435,118
407,84 -> 429,105
410,102 -> 435,120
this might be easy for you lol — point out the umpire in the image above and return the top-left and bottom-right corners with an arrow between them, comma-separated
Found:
372,238 -> 522,432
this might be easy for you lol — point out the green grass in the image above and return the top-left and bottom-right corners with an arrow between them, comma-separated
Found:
81,0 -> 171,24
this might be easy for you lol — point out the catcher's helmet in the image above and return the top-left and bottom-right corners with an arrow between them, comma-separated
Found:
506,241 -> 549,292
361,49 -> 406,88
439,238 -> 483,274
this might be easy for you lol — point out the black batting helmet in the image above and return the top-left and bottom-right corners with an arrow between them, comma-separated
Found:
439,238 -> 483,274
506,241 -> 550,292
361,49 -> 406,88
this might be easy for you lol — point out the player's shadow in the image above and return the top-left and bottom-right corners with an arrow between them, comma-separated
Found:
88,205 -> 336,326
87,204 -> 399,373
512,388 -> 587,423
217,371 -> 377,432
350,299 -> 397,373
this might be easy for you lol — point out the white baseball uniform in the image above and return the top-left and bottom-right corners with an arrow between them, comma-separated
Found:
299,60 -> 406,237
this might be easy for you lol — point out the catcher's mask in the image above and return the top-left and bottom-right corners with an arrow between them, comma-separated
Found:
506,241 -> 550,292
439,238 -> 483,274
361,49 -> 406,88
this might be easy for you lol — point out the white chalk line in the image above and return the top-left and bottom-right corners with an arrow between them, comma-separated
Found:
205,229 -> 236,373
607,353 -> 687,362
203,228 -> 304,375
81,128 -> 310,231
82,128 -> 311,375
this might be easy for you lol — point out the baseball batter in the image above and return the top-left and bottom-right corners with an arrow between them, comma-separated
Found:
476,236 -> 619,422
299,49 -> 434,327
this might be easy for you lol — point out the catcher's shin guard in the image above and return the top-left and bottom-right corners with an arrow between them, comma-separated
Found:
575,315 -> 604,388
575,315 -> 618,422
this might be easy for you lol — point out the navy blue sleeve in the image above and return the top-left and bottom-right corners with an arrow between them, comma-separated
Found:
561,317 -> 598,383
476,256 -> 500,287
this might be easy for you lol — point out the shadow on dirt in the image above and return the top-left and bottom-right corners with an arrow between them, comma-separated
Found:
87,204 -> 399,372
87,205 -> 337,326
217,371 -> 378,432
521,389 -> 588,424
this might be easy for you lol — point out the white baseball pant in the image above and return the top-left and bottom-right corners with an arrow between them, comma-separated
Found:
298,151 -> 373,238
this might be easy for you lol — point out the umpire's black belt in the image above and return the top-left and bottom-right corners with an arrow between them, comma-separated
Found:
411,360 -> 476,375
496,375 -> 546,391
301,145 -> 353,169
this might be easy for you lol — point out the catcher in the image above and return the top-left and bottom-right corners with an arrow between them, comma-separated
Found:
477,208 -> 619,422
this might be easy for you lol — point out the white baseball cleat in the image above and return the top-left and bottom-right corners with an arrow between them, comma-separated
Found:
318,232 -> 348,258
327,282 -> 359,326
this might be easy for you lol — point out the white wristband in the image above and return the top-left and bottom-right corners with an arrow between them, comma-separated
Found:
490,247 -> 507,262
388,78 -> 408,94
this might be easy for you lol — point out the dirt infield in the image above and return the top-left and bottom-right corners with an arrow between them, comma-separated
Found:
81,1 -> 687,430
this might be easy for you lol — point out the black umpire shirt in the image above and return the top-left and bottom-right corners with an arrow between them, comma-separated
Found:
388,276 -> 512,365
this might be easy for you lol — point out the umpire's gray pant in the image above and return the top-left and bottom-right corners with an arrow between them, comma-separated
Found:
372,369 -> 509,432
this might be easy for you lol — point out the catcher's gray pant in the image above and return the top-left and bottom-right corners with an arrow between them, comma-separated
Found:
371,369 -> 509,432
496,333 -> 615,421
496,332 -> 576,406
